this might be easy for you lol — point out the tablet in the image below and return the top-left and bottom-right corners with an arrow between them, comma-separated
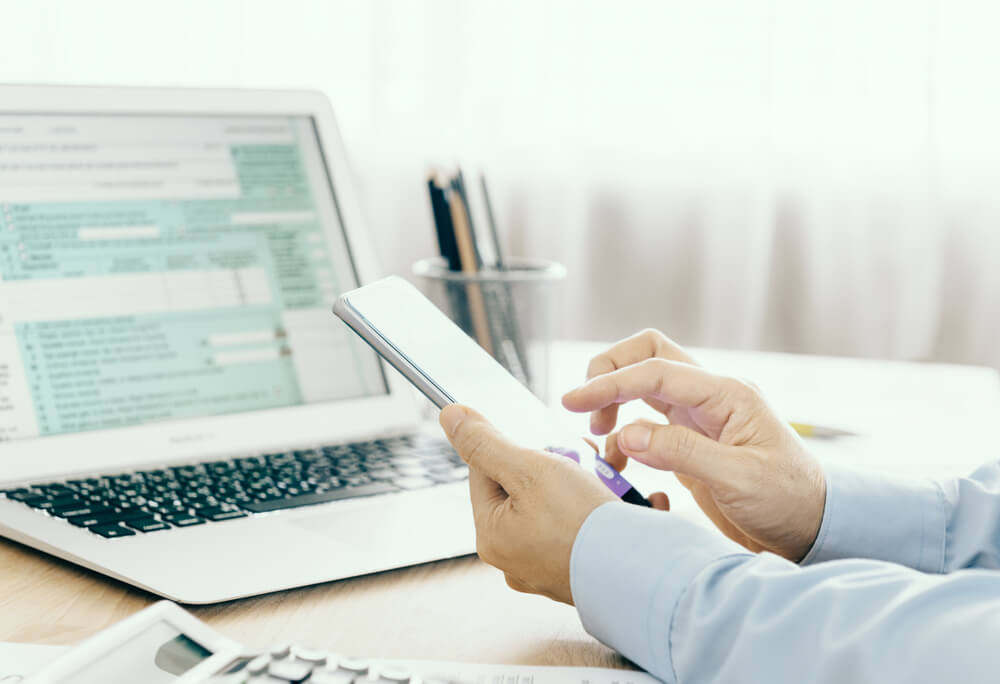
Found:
333,276 -> 649,506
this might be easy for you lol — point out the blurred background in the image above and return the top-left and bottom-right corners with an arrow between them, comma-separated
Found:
3,0 -> 999,367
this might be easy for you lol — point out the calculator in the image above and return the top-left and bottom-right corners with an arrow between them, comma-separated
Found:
29,601 -> 462,684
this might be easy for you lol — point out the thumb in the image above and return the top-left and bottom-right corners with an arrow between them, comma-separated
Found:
439,404 -> 538,491
617,422 -> 747,487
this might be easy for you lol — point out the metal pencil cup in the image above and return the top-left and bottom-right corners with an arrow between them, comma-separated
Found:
412,257 -> 567,401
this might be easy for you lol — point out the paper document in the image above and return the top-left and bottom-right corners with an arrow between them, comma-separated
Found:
0,643 -> 69,682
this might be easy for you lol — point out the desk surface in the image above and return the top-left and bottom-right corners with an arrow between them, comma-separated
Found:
3,342 -> 999,665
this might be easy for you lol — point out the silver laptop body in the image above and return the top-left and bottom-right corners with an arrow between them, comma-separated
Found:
0,85 -> 474,603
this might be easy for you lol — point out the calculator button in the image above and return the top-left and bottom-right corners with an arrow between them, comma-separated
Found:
246,654 -> 271,675
206,674 -> 250,683
380,667 -> 412,683
310,672 -> 357,684
338,657 -> 370,674
269,643 -> 291,659
289,645 -> 326,664
267,659 -> 312,682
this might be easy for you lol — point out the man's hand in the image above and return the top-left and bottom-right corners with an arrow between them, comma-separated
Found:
440,405 -> 618,604
562,329 -> 827,562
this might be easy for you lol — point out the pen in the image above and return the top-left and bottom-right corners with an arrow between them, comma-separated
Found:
427,172 -> 461,271
480,173 -> 505,270
546,446 -> 651,507
790,422 -> 857,439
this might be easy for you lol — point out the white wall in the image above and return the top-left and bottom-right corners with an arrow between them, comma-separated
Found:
3,0 -> 1000,366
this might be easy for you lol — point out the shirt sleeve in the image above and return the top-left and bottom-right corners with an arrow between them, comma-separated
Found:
801,460 -> 1000,572
571,502 -> 1000,684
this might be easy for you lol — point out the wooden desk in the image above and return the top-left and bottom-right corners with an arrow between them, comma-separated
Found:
0,536 -> 623,666
3,342 -> 999,665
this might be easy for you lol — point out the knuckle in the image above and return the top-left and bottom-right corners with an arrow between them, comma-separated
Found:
640,358 -> 672,394
640,327 -> 668,354
668,426 -> 699,464
460,428 -> 491,466
640,357 -> 671,374
639,327 -> 665,345
722,377 -> 757,403
586,356 -> 609,378
505,574 -> 528,593
544,453 -> 575,479
475,536 -> 497,565
738,377 -> 762,396
510,449 -> 544,487
735,448 -> 769,493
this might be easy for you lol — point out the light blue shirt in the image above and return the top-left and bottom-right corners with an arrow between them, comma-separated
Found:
570,461 -> 1000,683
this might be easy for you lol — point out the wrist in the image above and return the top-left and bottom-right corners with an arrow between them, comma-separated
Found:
791,463 -> 828,561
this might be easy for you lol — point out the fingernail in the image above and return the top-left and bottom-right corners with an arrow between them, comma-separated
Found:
439,405 -> 468,436
621,425 -> 652,451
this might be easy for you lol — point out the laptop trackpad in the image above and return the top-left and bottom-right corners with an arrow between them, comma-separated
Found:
289,496 -> 473,551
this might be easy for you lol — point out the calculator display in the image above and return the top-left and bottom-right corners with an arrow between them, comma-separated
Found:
69,620 -> 212,683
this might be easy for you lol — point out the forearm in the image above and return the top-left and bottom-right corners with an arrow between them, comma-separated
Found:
803,460 -> 1000,572
572,503 -> 1000,683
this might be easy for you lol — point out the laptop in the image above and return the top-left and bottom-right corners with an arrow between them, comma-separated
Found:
0,85 -> 474,604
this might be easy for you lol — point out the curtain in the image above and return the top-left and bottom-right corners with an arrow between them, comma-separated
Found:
3,0 -> 999,366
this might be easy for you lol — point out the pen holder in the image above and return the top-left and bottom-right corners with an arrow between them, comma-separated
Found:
412,257 -> 567,401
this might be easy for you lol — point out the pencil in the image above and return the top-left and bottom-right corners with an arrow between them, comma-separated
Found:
449,190 -> 494,356
789,422 -> 857,439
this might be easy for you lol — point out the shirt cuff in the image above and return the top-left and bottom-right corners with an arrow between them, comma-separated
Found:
800,461 -> 947,572
570,502 -> 748,680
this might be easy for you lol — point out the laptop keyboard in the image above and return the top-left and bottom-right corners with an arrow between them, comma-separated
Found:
1,435 -> 467,539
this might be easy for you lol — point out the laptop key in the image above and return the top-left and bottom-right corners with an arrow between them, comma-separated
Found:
67,511 -> 121,527
33,495 -> 80,510
125,518 -> 171,533
241,482 -> 399,513
393,476 -> 436,490
51,503 -> 112,518
90,523 -> 137,538
69,507 -> 154,527
431,466 -> 469,483
6,493 -> 48,507
163,513 -> 206,527
4,489 -> 34,500
200,506 -> 248,521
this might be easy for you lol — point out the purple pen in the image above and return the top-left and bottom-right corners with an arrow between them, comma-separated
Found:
546,446 -> 651,507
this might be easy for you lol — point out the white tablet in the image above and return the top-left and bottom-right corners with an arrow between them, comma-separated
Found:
334,276 -> 649,506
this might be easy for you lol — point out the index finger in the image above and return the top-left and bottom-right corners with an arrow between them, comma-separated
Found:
564,358 -> 726,416
581,330 -> 700,434
585,329 -> 700,381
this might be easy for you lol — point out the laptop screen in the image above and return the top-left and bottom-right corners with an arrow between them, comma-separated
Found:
0,113 -> 387,443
